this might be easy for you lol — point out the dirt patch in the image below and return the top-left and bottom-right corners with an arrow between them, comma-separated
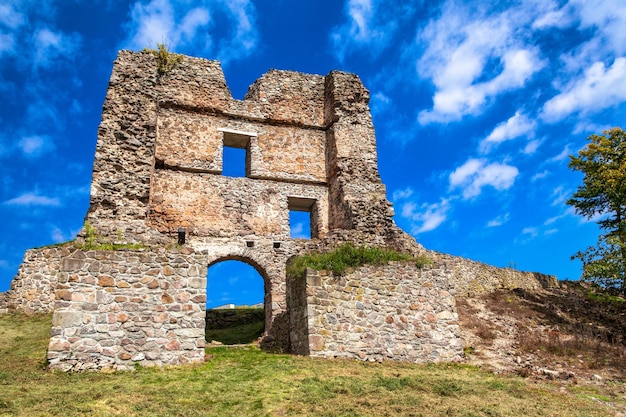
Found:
457,281 -> 626,386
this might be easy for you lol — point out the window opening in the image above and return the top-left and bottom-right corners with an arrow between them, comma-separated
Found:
218,128 -> 255,178
289,211 -> 311,239
206,259 -> 265,345
222,146 -> 246,177
288,197 -> 317,239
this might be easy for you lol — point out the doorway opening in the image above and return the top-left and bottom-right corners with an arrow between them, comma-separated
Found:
205,258 -> 266,345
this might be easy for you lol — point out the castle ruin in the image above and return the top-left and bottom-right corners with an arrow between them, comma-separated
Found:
0,51 -> 555,371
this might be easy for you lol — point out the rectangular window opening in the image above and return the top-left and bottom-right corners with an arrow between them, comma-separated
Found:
222,146 -> 247,177
219,128 -> 255,178
288,197 -> 318,239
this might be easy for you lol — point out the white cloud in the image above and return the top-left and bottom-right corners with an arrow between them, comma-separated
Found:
522,139 -> 541,155
532,2 -> 575,30
542,57 -> 626,122
18,135 -> 54,158
3,192 -> 61,207
573,0 -> 626,57
392,187 -> 413,201
400,198 -> 451,234
126,0 -> 177,48
330,0 -> 384,61
487,213 -> 510,227
0,3 -> 26,30
480,111 -> 536,153
532,170 -> 550,181
32,28 -> 81,69
550,185 -> 570,206
290,222 -> 307,239
544,207 -> 575,226
0,33 -> 15,55
370,91 -> 392,115
522,226 -> 538,237
449,158 -> 519,199
329,0 -> 415,62
217,0 -> 258,63
124,0 -> 258,64
547,144 -> 571,163
416,3 -> 545,124
178,8 -> 210,43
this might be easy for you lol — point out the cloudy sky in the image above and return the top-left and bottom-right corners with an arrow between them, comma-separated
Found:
1,0 -> 624,307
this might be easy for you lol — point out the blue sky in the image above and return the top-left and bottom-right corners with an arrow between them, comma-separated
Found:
1,0 -> 625,307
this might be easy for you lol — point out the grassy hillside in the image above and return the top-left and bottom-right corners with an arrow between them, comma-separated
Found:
0,313 -> 622,417
205,308 -> 265,345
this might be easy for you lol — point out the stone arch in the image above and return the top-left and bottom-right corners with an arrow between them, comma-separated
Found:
203,245 -> 289,351
207,255 -> 269,316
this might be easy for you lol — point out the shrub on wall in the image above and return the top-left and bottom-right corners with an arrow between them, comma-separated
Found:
287,243 -> 431,278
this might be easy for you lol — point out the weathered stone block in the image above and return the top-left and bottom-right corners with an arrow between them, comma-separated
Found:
52,311 -> 83,327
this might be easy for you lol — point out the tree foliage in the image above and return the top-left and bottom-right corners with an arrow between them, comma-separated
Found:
567,127 -> 626,295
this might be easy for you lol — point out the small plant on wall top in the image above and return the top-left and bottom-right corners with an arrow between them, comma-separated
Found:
144,43 -> 183,75
75,222 -> 148,251
287,242 -> 432,278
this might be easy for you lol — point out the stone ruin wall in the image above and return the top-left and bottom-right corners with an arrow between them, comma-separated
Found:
85,51 -> 395,246
47,248 -> 206,371
0,247 -> 66,314
289,263 -> 463,362
0,51 -> 557,370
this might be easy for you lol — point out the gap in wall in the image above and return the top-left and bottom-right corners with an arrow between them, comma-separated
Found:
206,259 -> 265,345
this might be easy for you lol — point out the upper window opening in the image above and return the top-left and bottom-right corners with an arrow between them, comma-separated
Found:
222,146 -> 246,177
288,197 -> 317,239
218,128 -> 256,178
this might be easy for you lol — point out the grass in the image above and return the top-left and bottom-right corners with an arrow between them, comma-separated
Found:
0,314 -> 623,416
205,308 -> 265,345
287,242 -> 432,278
585,289 -> 625,305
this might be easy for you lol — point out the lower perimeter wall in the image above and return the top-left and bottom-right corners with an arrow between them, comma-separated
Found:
1,247 -> 68,314
47,249 -> 207,371
289,262 -> 464,363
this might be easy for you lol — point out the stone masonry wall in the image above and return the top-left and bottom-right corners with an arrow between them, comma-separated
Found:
0,292 -> 7,314
2,247 -> 67,314
324,72 -> 395,235
86,51 -> 158,241
47,248 -> 207,371
149,170 -> 329,238
429,251 -> 557,296
85,51 -> 401,246
156,108 -> 327,183
291,263 -> 463,363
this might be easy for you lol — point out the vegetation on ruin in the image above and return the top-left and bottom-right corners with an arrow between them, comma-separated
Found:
0,313 -> 622,417
72,222 -> 149,251
287,242 -> 432,278
39,223 -> 151,252
144,43 -> 183,75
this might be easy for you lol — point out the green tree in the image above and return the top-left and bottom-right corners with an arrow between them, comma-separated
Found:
567,127 -> 626,295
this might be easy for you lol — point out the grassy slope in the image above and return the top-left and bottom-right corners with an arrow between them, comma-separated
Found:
0,314 -> 621,417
